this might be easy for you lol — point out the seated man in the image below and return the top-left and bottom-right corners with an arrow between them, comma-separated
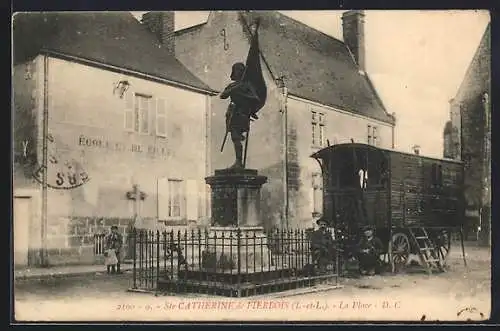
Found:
310,218 -> 336,273
357,226 -> 384,276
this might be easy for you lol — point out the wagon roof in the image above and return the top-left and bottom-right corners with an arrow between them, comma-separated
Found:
311,143 -> 464,165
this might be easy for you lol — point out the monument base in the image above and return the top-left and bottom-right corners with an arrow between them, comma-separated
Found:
205,168 -> 267,227
201,226 -> 272,273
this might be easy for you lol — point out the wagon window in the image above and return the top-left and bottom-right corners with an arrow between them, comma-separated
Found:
338,156 -> 358,188
432,163 -> 443,187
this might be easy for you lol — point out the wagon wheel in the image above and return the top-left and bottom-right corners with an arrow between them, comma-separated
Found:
391,232 -> 411,270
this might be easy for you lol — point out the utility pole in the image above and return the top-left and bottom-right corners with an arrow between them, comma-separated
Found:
277,76 -> 288,229
480,92 -> 491,247
40,55 -> 49,267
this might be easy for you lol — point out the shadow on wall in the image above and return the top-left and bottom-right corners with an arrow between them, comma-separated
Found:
259,162 -> 285,231
14,95 -> 38,180
286,125 -> 301,227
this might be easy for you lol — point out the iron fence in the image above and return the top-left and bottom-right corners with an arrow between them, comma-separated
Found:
129,227 -> 340,297
93,233 -> 107,255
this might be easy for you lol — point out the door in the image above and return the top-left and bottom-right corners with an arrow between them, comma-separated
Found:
14,197 -> 31,267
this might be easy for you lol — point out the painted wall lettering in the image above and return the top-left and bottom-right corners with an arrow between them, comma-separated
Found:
22,140 -> 29,157
32,163 -> 90,190
32,133 -> 91,189
77,134 -> 170,157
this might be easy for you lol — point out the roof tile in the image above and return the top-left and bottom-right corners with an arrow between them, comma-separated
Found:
13,12 -> 213,93
244,11 -> 393,124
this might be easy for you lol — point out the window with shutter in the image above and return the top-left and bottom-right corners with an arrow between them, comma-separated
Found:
156,98 -> 167,137
319,113 -> 325,147
124,90 -> 134,131
137,94 -> 150,134
185,180 -> 198,221
312,172 -> 323,216
157,177 -> 169,221
168,179 -> 184,219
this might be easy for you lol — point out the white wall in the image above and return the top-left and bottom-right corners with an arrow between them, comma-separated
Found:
34,55 -> 210,226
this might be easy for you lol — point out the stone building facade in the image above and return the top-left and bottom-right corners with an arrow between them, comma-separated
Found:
13,12 -> 216,267
141,11 -> 396,229
444,23 -> 490,244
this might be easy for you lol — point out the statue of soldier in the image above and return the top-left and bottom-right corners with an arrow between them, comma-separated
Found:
220,62 -> 260,169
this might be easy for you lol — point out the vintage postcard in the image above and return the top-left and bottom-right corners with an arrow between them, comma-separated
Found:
12,10 -> 491,322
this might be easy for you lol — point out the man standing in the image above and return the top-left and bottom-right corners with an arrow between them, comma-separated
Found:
357,226 -> 384,276
105,225 -> 123,274
220,62 -> 260,169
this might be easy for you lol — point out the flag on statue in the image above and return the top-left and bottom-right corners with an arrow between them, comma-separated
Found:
242,18 -> 267,117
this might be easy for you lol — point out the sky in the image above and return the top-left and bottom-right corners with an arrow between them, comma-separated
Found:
133,11 -> 490,158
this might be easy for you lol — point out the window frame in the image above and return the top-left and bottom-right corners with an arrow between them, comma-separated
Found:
167,178 -> 184,220
311,110 -> 326,148
156,97 -> 167,138
125,92 -> 155,135
135,93 -> 151,135
311,110 -> 317,145
312,172 -> 323,217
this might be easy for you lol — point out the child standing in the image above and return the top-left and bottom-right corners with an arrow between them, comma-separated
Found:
105,225 -> 123,274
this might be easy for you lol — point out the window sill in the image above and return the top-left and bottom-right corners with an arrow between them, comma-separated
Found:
124,130 -> 152,136
159,219 -> 188,226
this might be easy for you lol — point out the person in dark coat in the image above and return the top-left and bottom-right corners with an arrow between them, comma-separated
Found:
357,226 -> 384,275
220,62 -> 260,169
310,218 -> 336,272
105,225 -> 123,274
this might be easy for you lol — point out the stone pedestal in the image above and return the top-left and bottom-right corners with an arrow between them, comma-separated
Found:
203,168 -> 271,273
202,226 -> 272,272
205,168 -> 267,227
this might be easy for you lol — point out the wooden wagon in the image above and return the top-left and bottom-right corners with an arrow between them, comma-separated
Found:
311,143 -> 466,273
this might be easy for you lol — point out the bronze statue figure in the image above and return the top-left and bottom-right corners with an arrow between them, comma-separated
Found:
219,18 -> 267,169
220,63 -> 260,169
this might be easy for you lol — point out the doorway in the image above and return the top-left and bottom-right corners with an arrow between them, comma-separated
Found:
14,197 -> 32,267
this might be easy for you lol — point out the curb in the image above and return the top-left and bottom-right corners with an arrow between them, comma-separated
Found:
254,284 -> 345,299
14,266 -> 134,283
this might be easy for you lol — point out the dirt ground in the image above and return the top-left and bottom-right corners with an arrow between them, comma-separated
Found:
13,242 -> 491,322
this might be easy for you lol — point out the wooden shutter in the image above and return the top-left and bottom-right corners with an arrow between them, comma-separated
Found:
149,97 -> 157,136
157,177 -> 169,220
313,173 -> 323,214
156,98 -> 167,137
185,180 -> 198,222
124,90 -> 134,131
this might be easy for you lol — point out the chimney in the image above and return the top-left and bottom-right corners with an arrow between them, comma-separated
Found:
342,10 -> 366,72
142,11 -> 175,54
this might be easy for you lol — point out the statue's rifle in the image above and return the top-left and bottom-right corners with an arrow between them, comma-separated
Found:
220,108 -> 233,153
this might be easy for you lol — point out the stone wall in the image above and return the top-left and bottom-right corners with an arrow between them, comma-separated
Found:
13,55 -> 212,267
44,215 -> 175,266
448,24 -> 490,246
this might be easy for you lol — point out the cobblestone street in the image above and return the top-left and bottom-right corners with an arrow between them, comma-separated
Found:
14,242 -> 491,322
